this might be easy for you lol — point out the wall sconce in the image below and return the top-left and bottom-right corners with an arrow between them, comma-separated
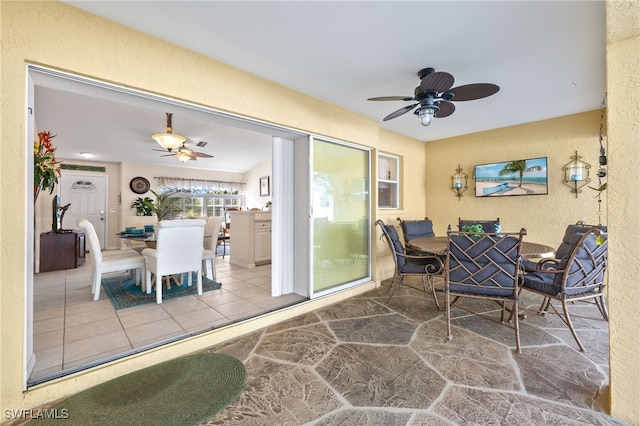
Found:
562,151 -> 591,197
451,164 -> 468,200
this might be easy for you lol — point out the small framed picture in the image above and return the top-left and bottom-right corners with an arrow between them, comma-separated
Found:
259,176 -> 270,196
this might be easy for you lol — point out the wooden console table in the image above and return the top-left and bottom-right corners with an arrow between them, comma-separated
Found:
39,231 -> 86,272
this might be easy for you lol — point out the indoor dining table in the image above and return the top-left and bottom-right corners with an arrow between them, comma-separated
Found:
408,236 -> 555,259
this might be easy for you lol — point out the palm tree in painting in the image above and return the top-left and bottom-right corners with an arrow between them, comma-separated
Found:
498,160 -> 542,187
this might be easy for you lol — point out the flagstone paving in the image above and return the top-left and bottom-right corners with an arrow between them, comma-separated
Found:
204,277 -> 626,425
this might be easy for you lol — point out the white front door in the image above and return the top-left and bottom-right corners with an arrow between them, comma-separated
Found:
59,173 -> 108,249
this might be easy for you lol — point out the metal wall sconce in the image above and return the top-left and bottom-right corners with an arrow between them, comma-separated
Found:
562,151 -> 591,197
451,164 -> 468,200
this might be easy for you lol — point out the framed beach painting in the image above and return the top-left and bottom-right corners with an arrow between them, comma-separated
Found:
474,157 -> 548,197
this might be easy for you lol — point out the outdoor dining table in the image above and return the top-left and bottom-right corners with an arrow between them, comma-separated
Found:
408,236 -> 555,259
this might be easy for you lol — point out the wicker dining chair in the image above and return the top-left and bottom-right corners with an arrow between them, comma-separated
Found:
397,217 -> 436,255
445,228 -> 527,353
521,228 -> 608,352
376,220 -> 443,309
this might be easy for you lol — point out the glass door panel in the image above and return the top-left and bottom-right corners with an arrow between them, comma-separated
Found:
312,139 -> 370,295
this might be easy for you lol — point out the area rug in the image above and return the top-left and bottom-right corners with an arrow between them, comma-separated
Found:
102,272 -> 222,310
28,352 -> 246,425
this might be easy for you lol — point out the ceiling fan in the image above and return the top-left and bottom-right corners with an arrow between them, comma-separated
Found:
368,67 -> 500,127
154,141 -> 213,162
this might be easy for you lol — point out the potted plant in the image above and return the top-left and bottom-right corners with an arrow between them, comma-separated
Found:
461,224 -> 484,238
142,189 -> 179,221
130,196 -> 154,216
34,131 -> 61,203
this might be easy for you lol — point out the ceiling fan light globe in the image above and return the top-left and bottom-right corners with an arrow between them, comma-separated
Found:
152,133 -> 186,151
417,107 -> 436,126
176,150 -> 192,162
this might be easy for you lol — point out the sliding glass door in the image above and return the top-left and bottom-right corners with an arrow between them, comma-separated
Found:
311,138 -> 370,295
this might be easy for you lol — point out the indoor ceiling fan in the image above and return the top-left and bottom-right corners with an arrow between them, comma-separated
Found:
154,141 -> 213,162
368,67 -> 500,127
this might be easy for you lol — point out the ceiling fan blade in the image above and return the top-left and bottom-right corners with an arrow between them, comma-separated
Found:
449,83 -> 500,101
367,96 -> 415,101
192,152 -> 214,158
435,100 -> 455,118
161,153 -> 176,157
153,148 -> 172,153
383,103 -> 419,121
420,72 -> 455,93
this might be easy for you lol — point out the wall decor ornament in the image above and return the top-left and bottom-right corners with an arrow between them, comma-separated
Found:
451,164 -> 468,200
259,176 -> 270,197
129,176 -> 150,194
562,151 -> 591,198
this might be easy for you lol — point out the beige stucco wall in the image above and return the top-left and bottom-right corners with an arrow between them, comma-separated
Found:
424,111 -> 605,246
606,0 -> 640,424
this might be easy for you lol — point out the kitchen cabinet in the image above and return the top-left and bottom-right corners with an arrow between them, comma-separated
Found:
229,211 -> 271,268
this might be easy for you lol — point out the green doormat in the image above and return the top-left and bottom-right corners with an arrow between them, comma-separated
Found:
29,353 -> 246,425
102,272 -> 222,310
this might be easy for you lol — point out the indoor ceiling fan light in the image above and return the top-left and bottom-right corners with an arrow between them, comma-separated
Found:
176,150 -> 192,162
152,112 -> 186,151
152,133 -> 186,151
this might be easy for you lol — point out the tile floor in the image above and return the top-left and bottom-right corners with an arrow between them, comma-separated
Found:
31,254 -> 306,383
199,276 -> 625,425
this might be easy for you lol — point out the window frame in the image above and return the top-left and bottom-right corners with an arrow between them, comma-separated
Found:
166,192 -> 244,218
377,152 -> 400,209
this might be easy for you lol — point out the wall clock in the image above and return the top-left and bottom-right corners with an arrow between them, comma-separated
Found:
129,177 -> 150,194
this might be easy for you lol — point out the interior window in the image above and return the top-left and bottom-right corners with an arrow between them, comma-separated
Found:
378,153 -> 399,209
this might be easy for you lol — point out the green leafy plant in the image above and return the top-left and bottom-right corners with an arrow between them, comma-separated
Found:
142,189 -> 179,221
34,131 -> 61,203
130,197 -> 154,216
461,224 -> 484,238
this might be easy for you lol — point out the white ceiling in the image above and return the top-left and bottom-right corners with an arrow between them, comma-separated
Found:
43,1 -> 606,171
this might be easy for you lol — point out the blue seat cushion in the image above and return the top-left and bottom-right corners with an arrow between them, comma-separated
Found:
402,220 -> 435,241
383,224 -> 406,268
522,271 -> 561,296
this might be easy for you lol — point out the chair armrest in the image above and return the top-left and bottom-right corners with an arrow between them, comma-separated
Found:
398,252 -> 441,261
535,258 -> 561,270
525,259 -> 566,275
398,252 -> 444,273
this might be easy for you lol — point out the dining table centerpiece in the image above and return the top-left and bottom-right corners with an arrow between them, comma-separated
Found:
34,131 -> 61,203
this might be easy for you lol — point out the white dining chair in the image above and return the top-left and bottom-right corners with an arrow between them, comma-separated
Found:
76,218 -> 146,301
202,216 -> 223,280
142,219 -> 205,304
